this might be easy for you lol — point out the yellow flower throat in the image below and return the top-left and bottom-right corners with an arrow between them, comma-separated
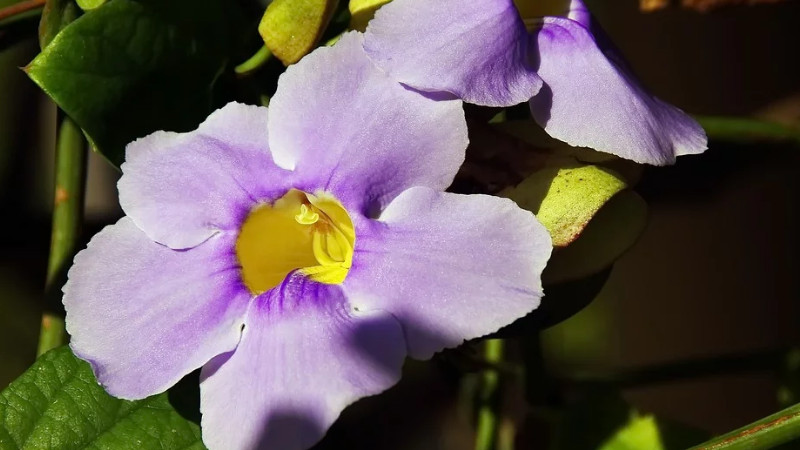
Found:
235,189 -> 355,295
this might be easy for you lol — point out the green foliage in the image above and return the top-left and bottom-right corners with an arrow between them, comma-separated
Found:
598,413 -> 665,450
26,0 -> 239,167
259,0 -> 339,65
0,347 -> 206,450
543,191 -> 648,285
76,0 -> 107,11
348,0 -> 391,31
553,390 -> 707,450
502,157 -> 629,247
38,0 -> 81,48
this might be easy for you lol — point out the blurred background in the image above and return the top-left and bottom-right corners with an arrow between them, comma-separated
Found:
1,0 -> 799,448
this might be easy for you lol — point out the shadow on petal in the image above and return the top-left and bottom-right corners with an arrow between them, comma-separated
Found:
254,409 -> 327,450
528,80 -> 554,126
345,311 -> 408,378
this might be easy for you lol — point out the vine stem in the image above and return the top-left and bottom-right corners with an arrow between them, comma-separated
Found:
0,0 -> 45,22
475,339 -> 504,450
234,45 -> 272,77
694,115 -> 800,145
37,115 -> 86,356
689,402 -> 800,450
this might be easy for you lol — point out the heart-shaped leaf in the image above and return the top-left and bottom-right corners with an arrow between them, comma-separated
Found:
0,346 -> 206,449
26,0 -> 238,167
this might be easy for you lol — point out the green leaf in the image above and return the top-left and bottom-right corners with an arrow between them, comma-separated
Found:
348,0 -> 390,31
552,390 -> 707,450
26,0 -> 237,167
76,0 -> 106,11
501,157 -> 628,247
38,0 -> 81,49
0,346 -> 206,450
259,0 -> 338,65
599,413 -> 666,450
543,190 -> 648,285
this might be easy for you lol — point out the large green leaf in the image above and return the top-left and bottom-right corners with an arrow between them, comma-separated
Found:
26,0 -> 237,166
0,347 -> 206,449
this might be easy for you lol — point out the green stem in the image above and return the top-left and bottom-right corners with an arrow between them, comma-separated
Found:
0,0 -> 44,23
37,115 -> 86,356
689,402 -> 800,450
475,339 -> 504,450
695,115 -> 800,145
234,45 -> 272,76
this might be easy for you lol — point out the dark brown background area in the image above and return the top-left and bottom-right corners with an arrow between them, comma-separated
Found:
577,0 -> 800,435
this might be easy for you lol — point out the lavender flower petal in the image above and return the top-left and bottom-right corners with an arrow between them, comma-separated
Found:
268,32 -> 468,216
363,0 -> 541,107
63,217 -> 251,399
343,187 -> 552,359
530,17 -> 707,165
119,102 -> 291,250
200,274 -> 406,450
565,0 -> 591,26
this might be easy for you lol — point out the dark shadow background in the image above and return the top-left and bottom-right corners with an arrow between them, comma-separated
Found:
1,0 -> 799,448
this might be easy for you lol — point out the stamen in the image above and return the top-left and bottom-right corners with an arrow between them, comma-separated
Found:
295,204 -> 320,225
236,189 -> 355,294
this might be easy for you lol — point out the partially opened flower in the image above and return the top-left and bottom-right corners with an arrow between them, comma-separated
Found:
63,32 -> 552,450
363,0 -> 707,165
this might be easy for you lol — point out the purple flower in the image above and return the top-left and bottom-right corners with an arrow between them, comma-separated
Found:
363,0 -> 707,165
63,32 -> 552,450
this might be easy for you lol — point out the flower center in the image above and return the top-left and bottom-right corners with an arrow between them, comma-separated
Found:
235,189 -> 355,295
